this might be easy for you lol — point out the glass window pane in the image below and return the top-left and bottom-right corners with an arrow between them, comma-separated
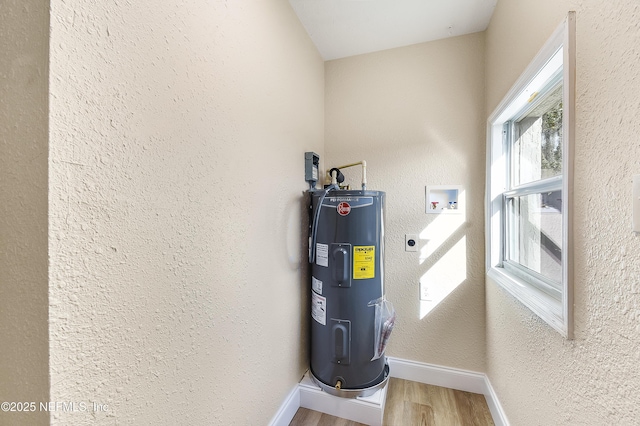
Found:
511,84 -> 563,187
507,190 -> 562,284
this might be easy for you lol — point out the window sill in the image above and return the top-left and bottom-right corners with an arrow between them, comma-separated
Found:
487,267 -> 569,338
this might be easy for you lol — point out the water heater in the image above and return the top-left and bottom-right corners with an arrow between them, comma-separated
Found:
306,157 -> 393,398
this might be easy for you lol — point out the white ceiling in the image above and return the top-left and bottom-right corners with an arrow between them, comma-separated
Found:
289,0 -> 498,61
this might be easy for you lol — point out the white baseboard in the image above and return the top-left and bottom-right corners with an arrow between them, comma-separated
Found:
483,376 -> 510,426
268,384 -> 301,426
387,357 -> 486,394
387,357 -> 509,426
269,358 -> 509,426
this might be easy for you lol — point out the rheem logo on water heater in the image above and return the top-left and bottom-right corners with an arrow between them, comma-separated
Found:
337,202 -> 351,216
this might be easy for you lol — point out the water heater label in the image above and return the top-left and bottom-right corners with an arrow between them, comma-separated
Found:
353,246 -> 375,279
312,276 -> 323,295
316,243 -> 329,267
311,292 -> 326,325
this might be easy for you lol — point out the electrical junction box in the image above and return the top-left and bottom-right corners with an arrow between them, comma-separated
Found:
305,152 -> 320,188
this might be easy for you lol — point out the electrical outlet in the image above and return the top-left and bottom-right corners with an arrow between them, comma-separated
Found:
405,234 -> 418,252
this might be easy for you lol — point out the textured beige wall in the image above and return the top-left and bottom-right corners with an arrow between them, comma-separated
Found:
48,1 -> 323,424
325,34 -> 487,371
486,0 -> 640,424
0,1 -> 50,425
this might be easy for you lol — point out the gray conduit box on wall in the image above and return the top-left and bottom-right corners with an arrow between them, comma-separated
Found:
305,152 -> 320,188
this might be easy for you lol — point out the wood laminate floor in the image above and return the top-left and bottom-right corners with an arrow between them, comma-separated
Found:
289,378 -> 495,426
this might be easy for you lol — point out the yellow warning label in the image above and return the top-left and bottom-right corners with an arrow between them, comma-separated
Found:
353,246 -> 375,280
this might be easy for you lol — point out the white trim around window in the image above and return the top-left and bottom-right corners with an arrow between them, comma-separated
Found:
485,12 -> 575,338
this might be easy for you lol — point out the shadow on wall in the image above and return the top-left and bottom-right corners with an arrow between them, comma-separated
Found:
418,190 -> 468,319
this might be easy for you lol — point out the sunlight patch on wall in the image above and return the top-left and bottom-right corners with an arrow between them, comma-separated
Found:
419,236 -> 467,319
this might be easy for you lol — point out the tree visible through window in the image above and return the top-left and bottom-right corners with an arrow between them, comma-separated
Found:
541,100 -> 563,176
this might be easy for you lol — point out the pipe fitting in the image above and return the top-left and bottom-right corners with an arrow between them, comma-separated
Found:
329,161 -> 367,190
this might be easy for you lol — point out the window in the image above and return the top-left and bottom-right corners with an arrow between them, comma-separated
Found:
486,13 -> 575,338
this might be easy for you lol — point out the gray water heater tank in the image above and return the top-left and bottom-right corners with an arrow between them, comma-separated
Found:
309,189 -> 388,397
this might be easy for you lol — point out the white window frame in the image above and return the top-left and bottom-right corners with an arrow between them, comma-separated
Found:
486,12 -> 575,338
